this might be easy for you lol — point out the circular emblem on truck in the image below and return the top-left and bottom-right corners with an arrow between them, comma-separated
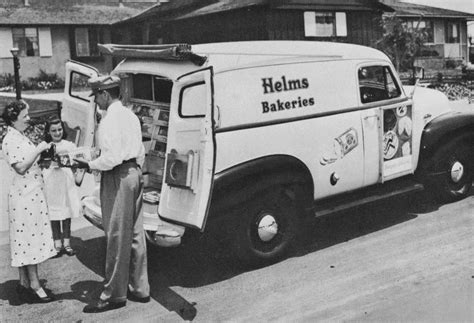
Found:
396,106 -> 408,117
383,130 -> 399,160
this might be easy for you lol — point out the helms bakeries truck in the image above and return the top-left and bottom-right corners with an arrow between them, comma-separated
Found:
61,41 -> 474,266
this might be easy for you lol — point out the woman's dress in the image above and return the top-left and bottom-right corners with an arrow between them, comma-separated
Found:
2,127 -> 56,267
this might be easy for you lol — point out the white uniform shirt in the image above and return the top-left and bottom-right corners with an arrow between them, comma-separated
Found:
89,101 -> 145,171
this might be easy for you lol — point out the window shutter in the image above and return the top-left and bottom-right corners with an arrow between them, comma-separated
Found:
38,27 -> 53,57
0,28 -> 13,58
335,12 -> 347,37
304,12 -> 317,37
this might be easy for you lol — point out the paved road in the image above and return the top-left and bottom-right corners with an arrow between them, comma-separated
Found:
0,189 -> 472,322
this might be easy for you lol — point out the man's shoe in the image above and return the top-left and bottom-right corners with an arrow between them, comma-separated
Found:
83,299 -> 126,313
127,290 -> 150,303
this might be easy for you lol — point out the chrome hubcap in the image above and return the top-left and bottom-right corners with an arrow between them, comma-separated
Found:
450,161 -> 464,183
257,214 -> 278,242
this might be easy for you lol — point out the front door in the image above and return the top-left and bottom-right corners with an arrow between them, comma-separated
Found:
158,67 -> 216,230
358,64 -> 413,184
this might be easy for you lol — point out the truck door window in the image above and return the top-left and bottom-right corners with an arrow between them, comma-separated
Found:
70,71 -> 91,102
359,66 -> 401,104
179,82 -> 205,118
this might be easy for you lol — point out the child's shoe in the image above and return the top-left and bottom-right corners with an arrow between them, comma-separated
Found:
51,247 -> 63,259
63,245 -> 77,256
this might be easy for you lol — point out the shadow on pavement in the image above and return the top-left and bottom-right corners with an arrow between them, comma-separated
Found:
72,190 -> 467,320
0,280 -> 30,306
0,278 -> 100,306
74,231 -> 200,320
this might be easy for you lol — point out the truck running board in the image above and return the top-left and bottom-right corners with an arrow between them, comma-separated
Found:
313,177 -> 424,218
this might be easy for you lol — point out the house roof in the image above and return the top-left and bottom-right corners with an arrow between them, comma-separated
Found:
388,2 -> 474,20
122,0 -> 394,24
0,4 -> 150,25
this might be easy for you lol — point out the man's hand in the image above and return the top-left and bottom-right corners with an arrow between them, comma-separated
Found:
73,158 -> 90,170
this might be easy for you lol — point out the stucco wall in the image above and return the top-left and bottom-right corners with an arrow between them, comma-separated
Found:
0,27 -> 70,80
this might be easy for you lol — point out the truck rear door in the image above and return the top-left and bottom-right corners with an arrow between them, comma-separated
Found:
158,67 -> 216,230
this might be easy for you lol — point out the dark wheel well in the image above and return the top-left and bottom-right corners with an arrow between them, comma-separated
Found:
208,155 -> 314,221
419,134 -> 473,202
418,130 -> 474,175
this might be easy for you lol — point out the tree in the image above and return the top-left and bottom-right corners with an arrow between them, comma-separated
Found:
375,14 -> 427,77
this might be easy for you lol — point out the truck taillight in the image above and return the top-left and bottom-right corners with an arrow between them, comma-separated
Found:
165,149 -> 197,190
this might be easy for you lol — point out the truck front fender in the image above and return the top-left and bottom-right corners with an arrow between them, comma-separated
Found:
419,110 -> 474,169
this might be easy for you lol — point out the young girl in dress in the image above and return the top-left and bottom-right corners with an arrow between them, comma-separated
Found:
43,117 -> 81,257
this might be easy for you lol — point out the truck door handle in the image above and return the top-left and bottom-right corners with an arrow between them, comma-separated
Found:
364,115 -> 378,120
215,105 -> 221,128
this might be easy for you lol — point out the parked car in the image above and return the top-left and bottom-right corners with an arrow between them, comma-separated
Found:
61,41 -> 474,266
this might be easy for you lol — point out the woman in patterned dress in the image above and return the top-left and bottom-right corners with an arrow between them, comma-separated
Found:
1,100 -> 56,303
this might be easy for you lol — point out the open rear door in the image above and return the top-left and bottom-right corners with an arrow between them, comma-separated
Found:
158,67 -> 215,230
62,61 -> 98,147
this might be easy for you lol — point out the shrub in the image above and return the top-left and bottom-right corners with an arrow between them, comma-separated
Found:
0,69 -> 65,92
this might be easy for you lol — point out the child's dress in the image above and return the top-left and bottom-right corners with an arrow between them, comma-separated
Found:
43,140 -> 81,221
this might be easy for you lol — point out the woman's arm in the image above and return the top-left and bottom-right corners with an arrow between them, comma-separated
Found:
12,141 -> 51,175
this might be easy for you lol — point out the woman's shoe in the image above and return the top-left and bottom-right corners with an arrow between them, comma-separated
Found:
29,287 -> 55,303
63,245 -> 77,256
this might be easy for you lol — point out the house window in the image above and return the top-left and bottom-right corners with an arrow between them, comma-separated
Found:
12,28 -> 39,56
304,12 -> 347,37
74,28 -> 101,57
445,22 -> 460,43
404,20 -> 434,43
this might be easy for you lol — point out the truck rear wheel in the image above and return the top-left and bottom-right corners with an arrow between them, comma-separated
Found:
429,140 -> 472,202
231,187 -> 300,266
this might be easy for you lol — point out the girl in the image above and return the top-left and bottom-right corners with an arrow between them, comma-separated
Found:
43,117 -> 81,257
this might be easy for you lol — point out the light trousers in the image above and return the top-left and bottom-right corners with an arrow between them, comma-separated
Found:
100,162 -> 149,302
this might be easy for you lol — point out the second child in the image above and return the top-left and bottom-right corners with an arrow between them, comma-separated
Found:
43,117 -> 81,257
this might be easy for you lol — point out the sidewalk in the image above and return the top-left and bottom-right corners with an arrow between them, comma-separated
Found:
0,90 -> 64,102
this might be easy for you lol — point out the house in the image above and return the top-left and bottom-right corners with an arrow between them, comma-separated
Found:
381,0 -> 474,66
0,0 -> 156,80
116,0 -> 394,47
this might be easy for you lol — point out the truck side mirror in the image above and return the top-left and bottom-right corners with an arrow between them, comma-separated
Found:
410,78 -> 420,99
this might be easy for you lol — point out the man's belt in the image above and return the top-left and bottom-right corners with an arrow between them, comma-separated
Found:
122,158 -> 137,165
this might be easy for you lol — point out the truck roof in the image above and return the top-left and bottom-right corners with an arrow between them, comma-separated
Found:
194,41 -> 389,61
110,41 -> 391,79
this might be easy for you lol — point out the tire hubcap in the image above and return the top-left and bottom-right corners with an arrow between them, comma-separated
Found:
450,161 -> 464,183
257,214 -> 278,242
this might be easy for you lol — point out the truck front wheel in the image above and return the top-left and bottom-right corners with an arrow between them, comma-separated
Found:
231,187 -> 300,266
429,140 -> 472,202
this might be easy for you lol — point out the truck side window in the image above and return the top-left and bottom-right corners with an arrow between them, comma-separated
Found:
132,74 -> 173,104
359,66 -> 401,104
70,71 -> 91,102
132,74 -> 153,101
179,83 -> 206,118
